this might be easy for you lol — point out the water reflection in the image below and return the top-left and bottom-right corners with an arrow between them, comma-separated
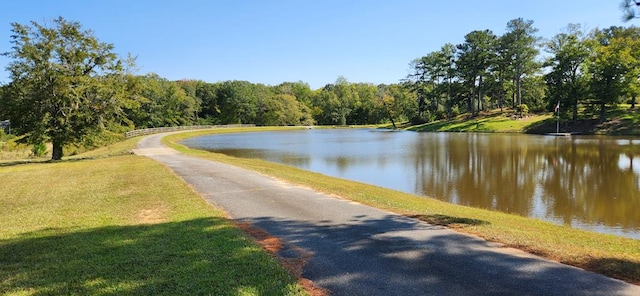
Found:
181,129 -> 640,239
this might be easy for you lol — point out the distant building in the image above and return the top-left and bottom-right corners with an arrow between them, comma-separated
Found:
0,120 -> 10,134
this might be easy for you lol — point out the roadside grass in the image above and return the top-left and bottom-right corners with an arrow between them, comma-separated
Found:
66,136 -> 140,159
0,147 -> 306,295
164,128 -> 640,285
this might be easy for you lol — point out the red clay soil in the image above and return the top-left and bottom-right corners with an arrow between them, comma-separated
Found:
235,221 -> 330,296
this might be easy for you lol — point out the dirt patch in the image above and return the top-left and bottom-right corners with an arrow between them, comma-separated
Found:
235,221 -> 329,296
134,205 -> 169,224
236,221 -> 284,253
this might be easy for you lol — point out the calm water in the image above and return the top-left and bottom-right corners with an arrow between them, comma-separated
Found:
182,129 -> 640,239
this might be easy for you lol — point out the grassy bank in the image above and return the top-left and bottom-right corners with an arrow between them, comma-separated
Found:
407,112 -> 551,133
404,106 -> 640,135
164,127 -> 640,284
0,143 -> 306,295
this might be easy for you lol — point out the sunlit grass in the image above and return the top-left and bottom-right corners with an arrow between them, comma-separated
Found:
67,136 -> 141,159
165,127 -> 640,284
0,147 -> 306,295
0,140 -> 47,162
407,112 -> 552,133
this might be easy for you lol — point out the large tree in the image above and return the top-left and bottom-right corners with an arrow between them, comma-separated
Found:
586,26 -> 640,121
1,17 -> 130,160
456,29 -> 497,115
129,74 -> 199,128
544,24 -> 589,120
502,18 -> 540,109
408,45 -> 455,120
215,80 -> 260,124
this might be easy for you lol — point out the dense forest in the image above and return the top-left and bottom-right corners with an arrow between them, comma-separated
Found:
2,17 -> 640,158
121,75 -> 415,128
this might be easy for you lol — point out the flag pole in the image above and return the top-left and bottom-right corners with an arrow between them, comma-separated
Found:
556,101 -> 560,134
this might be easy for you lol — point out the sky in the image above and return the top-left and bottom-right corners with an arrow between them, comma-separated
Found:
0,0 -> 633,89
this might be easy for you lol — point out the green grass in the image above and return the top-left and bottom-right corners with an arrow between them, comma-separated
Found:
596,107 -> 640,135
407,112 -> 552,133
404,106 -> 640,136
0,144 -> 306,295
4,124 -> 640,293
164,127 -> 640,285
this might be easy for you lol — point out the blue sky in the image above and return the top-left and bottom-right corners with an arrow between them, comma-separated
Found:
0,1 -> 631,89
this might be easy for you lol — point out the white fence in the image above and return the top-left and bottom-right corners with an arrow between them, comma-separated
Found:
124,124 -> 255,138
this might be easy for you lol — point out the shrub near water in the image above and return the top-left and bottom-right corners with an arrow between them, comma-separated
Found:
0,154 -> 306,295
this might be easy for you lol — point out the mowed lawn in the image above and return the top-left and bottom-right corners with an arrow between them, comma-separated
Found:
0,153 -> 306,295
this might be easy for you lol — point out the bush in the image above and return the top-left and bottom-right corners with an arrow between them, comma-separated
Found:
434,109 -> 448,120
517,104 -> 529,117
0,129 -> 13,142
410,114 -> 428,125
449,107 -> 461,118
31,142 -> 47,157
65,130 -> 126,156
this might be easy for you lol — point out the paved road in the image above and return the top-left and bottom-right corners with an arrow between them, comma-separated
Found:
134,133 -> 640,296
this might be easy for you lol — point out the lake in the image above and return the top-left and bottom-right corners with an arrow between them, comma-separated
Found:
181,129 -> 640,239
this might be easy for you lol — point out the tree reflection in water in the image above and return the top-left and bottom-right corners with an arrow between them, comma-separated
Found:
182,130 -> 640,239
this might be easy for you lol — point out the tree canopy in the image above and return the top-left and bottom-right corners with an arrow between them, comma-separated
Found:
1,17 -> 131,160
621,0 -> 640,21
407,18 -> 640,122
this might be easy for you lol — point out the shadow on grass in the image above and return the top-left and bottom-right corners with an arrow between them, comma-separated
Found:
0,159 -> 49,167
408,214 -> 489,227
599,117 -> 640,135
406,120 -> 455,132
0,155 -> 131,167
522,117 -> 640,135
407,118 -> 506,133
585,258 -> 640,285
0,218 -> 300,295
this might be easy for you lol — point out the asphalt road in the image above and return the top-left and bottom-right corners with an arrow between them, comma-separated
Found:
134,133 -> 640,296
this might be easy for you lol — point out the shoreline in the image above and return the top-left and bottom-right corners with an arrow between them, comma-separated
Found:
162,128 -> 640,285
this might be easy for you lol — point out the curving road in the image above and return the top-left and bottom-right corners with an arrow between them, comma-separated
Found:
134,133 -> 640,296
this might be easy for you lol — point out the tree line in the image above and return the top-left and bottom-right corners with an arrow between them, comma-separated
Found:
105,74 -> 417,129
2,17 -> 640,159
407,18 -> 640,123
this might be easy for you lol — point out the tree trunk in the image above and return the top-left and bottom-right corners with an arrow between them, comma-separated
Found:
52,141 -> 63,160
498,86 -> 503,112
382,99 -> 397,129
477,75 -> 483,114
516,78 -> 522,105
515,72 -> 522,107
632,95 -> 636,109
468,93 -> 474,115
469,77 -> 476,116
447,78 -> 452,118
599,102 -> 607,123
